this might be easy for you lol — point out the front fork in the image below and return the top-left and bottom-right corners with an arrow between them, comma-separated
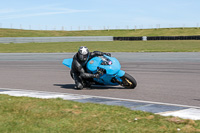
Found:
111,70 -> 125,85
111,77 -> 123,85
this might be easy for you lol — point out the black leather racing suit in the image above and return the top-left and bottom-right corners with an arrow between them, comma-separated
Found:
71,51 -> 110,89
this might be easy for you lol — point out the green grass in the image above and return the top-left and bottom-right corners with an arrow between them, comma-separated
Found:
0,40 -> 200,53
1,28 -> 200,37
1,28 -> 200,53
0,94 -> 200,133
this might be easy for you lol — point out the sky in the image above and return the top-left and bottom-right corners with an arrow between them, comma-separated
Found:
0,0 -> 199,30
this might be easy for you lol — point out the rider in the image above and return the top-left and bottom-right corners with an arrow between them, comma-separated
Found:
71,46 -> 111,90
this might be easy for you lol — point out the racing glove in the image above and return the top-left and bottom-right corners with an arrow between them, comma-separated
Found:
93,73 -> 100,78
104,53 -> 111,57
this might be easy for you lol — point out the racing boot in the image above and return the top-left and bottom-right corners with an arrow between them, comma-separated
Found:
74,82 -> 83,90
82,80 -> 92,89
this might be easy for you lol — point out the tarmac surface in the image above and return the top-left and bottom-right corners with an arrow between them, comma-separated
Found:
0,52 -> 200,107
1,52 -> 200,119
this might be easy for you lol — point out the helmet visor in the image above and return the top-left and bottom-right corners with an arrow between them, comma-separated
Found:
78,53 -> 88,61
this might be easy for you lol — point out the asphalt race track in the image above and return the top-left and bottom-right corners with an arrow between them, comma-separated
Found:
0,53 -> 200,107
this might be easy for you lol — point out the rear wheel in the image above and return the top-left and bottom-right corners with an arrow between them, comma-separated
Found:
120,73 -> 137,89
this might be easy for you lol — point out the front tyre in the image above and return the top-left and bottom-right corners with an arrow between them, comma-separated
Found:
120,73 -> 137,89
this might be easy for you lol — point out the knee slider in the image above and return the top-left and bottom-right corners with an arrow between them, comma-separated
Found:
77,83 -> 83,89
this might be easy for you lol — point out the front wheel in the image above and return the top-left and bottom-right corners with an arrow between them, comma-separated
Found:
120,73 -> 137,89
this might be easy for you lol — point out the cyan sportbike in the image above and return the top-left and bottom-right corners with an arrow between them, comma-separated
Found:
63,54 -> 137,89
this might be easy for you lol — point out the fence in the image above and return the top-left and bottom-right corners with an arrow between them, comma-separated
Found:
0,23 -> 200,31
1,35 -> 200,43
114,36 -> 200,41
147,36 -> 200,40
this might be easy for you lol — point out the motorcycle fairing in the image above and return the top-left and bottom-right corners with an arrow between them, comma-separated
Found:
87,55 -> 121,74
87,55 -> 125,85
62,55 -> 126,85
93,69 -> 125,85
63,58 -> 73,69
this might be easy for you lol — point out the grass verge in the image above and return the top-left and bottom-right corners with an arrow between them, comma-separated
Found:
1,28 -> 200,37
0,40 -> 200,53
0,94 -> 200,133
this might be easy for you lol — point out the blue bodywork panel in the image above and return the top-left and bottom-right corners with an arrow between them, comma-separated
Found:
63,58 -> 73,69
63,55 -> 125,86
87,55 -> 125,85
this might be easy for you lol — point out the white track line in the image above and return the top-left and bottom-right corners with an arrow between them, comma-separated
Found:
1,87 -> 200,109
1,87 -> 200,120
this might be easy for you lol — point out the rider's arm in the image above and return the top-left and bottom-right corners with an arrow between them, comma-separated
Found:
79,67 -> 99,79
76,62 -> 99,78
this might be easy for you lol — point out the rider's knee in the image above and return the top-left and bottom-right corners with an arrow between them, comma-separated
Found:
76,83 -> 83,90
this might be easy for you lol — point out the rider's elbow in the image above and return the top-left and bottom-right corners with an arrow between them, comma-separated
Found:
80,73 -> 87,78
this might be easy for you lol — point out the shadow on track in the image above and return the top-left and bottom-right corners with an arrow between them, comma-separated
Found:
53,84 -> 124,90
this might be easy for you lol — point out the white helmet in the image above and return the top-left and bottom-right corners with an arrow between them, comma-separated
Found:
78,46 -> 89,62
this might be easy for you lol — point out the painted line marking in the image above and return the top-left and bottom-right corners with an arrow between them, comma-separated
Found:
160,108 -> 200,120
0,87 -> 199,109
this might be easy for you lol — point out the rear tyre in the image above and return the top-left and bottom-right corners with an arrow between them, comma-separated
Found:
120,73 -> 137,89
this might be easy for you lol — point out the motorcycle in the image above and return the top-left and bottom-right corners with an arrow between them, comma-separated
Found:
63,54 -> 137,89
